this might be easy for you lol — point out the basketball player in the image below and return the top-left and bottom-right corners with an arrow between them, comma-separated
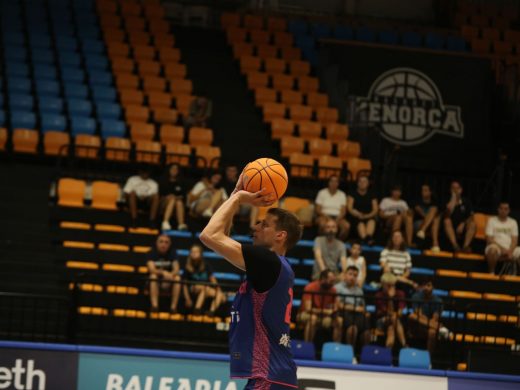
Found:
200,174 -> 302,390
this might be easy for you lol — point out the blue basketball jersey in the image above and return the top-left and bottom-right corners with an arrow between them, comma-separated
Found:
229,255 -> 297,388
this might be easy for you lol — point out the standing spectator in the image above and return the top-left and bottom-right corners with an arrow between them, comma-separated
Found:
124,168 -> 159,228
485,202 -> 520,274
146,234 -> 181,313
182,244 -> 225,315
380,231 -> 417,294
375,272 -> 407,348
379,185 -> 411,241
408,278 -> 445,353
312,218 -> 348,279
297,270 -> 342,343
334,266 -> 370,347
184,97 -> 212,129
315,175 -> 350,240
187,172 -> 227,218
444,181 -> 476,252
407,184 -> 441,251
346,242 -> 366,288
160,163 -> 188,231
347,175 -> 378,245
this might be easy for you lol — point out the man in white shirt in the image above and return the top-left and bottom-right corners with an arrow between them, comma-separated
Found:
379,185 -> 412,243
485,202 -> 520,274
315,175 -> 350,240
187,172 -> 227,218
124,168 -> 160,228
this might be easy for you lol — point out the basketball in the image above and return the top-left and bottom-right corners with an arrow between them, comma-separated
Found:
242,158 -> 288,200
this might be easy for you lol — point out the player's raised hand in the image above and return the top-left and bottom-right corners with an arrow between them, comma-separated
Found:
235,189 -> 275,207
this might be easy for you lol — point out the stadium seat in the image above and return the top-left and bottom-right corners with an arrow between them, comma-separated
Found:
316,107 -> 338,124
137,60 -> 161,77
247,72 -> 269,89
71,117 -> 96,136
143,76 -> 167,92
399,348 -> 430,369
289,153 -> 314,178
318,155 -> 343,179
152,108 -> 178,124
195,145 -> 221,168
12,128 -> 39,154
130,121 -> 155,142
120,89 -> 144,106
125,106 -> 150,123
105,137 -> 131,161
0,128 -> 7,151
164,63 -> 187,79
346,157 -> 371,180
471,38 -> 491,54
175,95 -> 195,116
165,143 -> 191,166
273,32 -> 293,47
337,140 -> 361,159
446,36 -> 467,51
425,33 -> 444,50
402,31 -> 423,47
244,14 -> 263,30
188,127 -> 213,146
39,97 -> 64,114
297,76 -> 319,93
96,102 -> 122,120
289,104 -> 312,121
280,136 -> 305,157
8,77 -> 31,94
378,30 -> 399,45
482,293 -> 516,302
91,181 -> 120,210
112,58 -> 135,74
62,67 -> 85,83
148,92 -> 172,108
473,213 -> 491,239
450,290 -> 482,299
298,121 -> 322,139
158,48 -> 181,62
100,120 -> 126,138
308,138 -> 332,157
88,70 -> 113,86
33,64 -> 57,80
11,111 -> 37,129
262,102 -> 286,122
75,134 -> 101,159
257,44 -> 278,60
321,342 -> 353,364
41,114 -> 67,133
85,55 -> 109,70
281,47 -> 301,61
255,88 -> 277,106
270,118 -> 295,139
250,29 -> 270,45
232,42 -> 254,59
292,340 -> 315,360
44,131 -> 70,156
8,93 -> 34,110
92,86 -> 117,102
67,99 -> 93,117
267,17 -> 286,32
265,58 -> 286,74
135,140 -> 162,164
160,125 -> 184,144
325,123 -> 349,142
360,345 -> 392,366
356,27 -> 376,42
170,79 -> 193,96
58,178 -> 86,207
221,12 -> 240,28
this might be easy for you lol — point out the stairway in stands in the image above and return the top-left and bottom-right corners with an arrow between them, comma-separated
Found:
172,26 -> 277,166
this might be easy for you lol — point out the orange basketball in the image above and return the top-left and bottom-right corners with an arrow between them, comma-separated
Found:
242,158 -> 288,200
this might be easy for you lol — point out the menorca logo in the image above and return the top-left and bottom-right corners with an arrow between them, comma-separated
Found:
357,67 -> 464,145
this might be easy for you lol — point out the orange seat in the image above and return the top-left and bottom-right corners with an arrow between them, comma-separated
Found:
494,41 -> 512,55
152,33 -> 174,48
164,63 -> 187,79
450,290 -> 482,299
468,272 -> 499,281
265,58 -> 286,74
144,4 -> 165,19
160,125 -> 184,144
75,134 -> 101,159
471,38 -> 492,54
135,140 -> 162,164
318,155 -> 343,179
325,123 -> 349,141
121,2 -> 142,16
308,138 -> 332,157
125,105 -> 150,122
165,143 -> 191,166
244,14 -> 263,30
149,20 -> 170,34
143,76 -> 167,92
0,128 -> 7,151
298,121 -> 322,139
221,12 -> 241,28
97,0 -> 117,13
272,74 -> 294,90
250,29 -> 271,45
297,76 -> 319,93
482,27 -> 500,41
130,122 -> 155,141
44,131 -> 70,156
91,181 -> 120,210
307,92 -> 329,108
170,79 -> 193,96
289,60 -> 310,76
289,153 -> 314,178
470,14 -> 490,28
13,128 -> 39,154
262,102 -> 286,122
105,137 -> 131,161
460,25 -> 479,41
125,18 -> 146,32
280,90 -> 303,105
233,42 -> 254,58
240,56 -> 262,73
281,47 -> 301,61
158,48 -> 181,63
175,95 -> 196,116
120,89 -> 144,106
112,58 -> 135,73
280,136 -> 304,157
282,197 -> 311,213
127,32 -> 150,45
257,44 -> 278,59
483,293 -> 515,302
254,87 -> 277,106
346,157 -> 371,180
437,269 -> 468,278
58,178 -> 86,207
116,74 -> 140,90
137,60 -> 161,76
504,29 -> 520,43
474,213 -> 491,240
316,107 -> 339,124
152,108 -> 179,124
270,118 -> 295,139
133,45 -> 156,60
267,17 -> 287,32
188,127 -> 213,146
288,104 -> 312,121
337,140 -> 361,159
104,28 -> 126,43
107,42 -> 130,58
195,145 -> 221,168
273,32 -> 293,47
100,14 -> 121,29
247,71 -> 269,89
227,26 -> 247,44
147,92 -> 172,108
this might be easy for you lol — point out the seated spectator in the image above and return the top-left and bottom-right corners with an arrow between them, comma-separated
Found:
443,181 -> 475,252
407,184 -> 441,251
380,231 -> 417,295
485,201 -> 520,274
187,172 -> 227,218
408,277 -> 445,353
123,167 -> 159,228
184,96 -> 212,129
297,270 -> 342,343
346,242 -> 366,288
312,218 -> 348,279
146,234 -> 181,313
223,164 -> 252,221
379,185 -> 412,242
335,266 -> 370,347
182,244 -> 225,315
347,175 -> 378,245
315,175 -> 350,240
159,163 -> 188,231
375,272 -> 407,348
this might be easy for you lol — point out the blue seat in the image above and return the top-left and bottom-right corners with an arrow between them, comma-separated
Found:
10,110 -> 37,129
294,278 -> 309,286
7,77 -> 31,93
213,272 -> 241,281
58,52 -> 81,67
288,19 -> 308,35
302,48 -> 318,67
82,39 -> 104,54
5,62 -> 29,77
92,86 -> 116,102
56,37 -> 78,52
402,31 -> 422,47
29,35 -> 51,49
4,46 -> 27,61
85,55 -> 109,70
96,103 -> 121,120
425,33 -> 444,50
62,67 -> 85,83
0,94 -> 3,106
64,83 -> 89,99
322,342 -> 354,364
88,70 -> 112,86
67,98 -> 93,117
33,64 -> 57,80
71,117 -> 96,135
360,345 -> 392,366
41,114 -> 66,132
311,23 -> 331,39
39,97 -> 64,114
295,35 -> 315,51
2,32 -> 25,45
100,119 -> 126,138
31,48 -> 55,64
334,25 -> 354,40
292,340 -> 315,360
76,25 -> 99,39
9,94 -> 34,110
379,30 -> 399,45
36,80 -> 60,97
355,27 -> 376,42
446,36 -> 466,51
53,25 -> 75,37
411,267 -> 434,276
0,110 -> 5,126
398,348 -> 430,369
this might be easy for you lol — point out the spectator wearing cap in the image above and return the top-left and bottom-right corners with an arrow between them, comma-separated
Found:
375,272 -> 407,348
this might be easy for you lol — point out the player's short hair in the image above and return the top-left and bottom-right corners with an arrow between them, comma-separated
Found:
267,208 -> 303,250
346,266 -> 359,274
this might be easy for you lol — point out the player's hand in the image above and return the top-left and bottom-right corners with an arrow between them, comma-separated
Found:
236,189 -> 275,207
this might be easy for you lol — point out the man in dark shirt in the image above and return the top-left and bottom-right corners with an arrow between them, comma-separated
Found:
407,184 -> 441,251
443,181 -> 476,252
160,163 -> 188,231
146,234 -> 181,313
347,175 -> 378,245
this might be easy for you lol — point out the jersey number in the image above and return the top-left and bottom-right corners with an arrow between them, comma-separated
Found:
284,288 -> 293,324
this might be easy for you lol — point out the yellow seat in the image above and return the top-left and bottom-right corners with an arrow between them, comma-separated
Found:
474,213 -> 491,240
134,246 -> 151,253
78,306 -> 108,316
423,249 -> 453,258
449,290 -> 482,299
44,131 -> 70,156
482,293 -> 516,302
57,178 -> 86,207
66,261 -> 98,270
94,224 -> 125,232
77,283 -> 103,292
437,269 -> 467,278
454,252 -> 485,260
114,309 -> 146,318
102,264 -> 135,273
467,312 -> 497,321
91,181 -> 120,210
13,128 -> 39,154
60,221 -> 91,230
63,241 -> 95,249
107,285 -> 139,295
468,272 -> 499,280
99,243 -> 130,252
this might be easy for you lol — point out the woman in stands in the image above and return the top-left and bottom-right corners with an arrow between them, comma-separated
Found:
182,244 -> 225,315
159,163 -> 188,231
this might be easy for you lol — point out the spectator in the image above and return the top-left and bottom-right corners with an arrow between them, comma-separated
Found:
444,181 -> 475,252
123,168 -> 159,228
182,244 -> 225,315
407,184 -> 441,251
375,272 -> 407,348
159,163 -> 188,231
408,277 -> 445,353
485,202 -> 520,274
380,231 -> 417,294
312,218 -> 348,279
184,96 -> 212,129
347,175 -> 378,245
187,172 -> 227,218
315,175 -> 350,240
297,270 -> 342,343
379,185 -> 412,242
223,164 -> 252,222
334,266 -> 370,347
346,242 -> 366,288
146,234 -> 181,313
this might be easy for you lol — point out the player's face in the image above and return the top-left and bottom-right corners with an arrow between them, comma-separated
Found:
156,236 -> 171,253
252,214 -> 280,247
